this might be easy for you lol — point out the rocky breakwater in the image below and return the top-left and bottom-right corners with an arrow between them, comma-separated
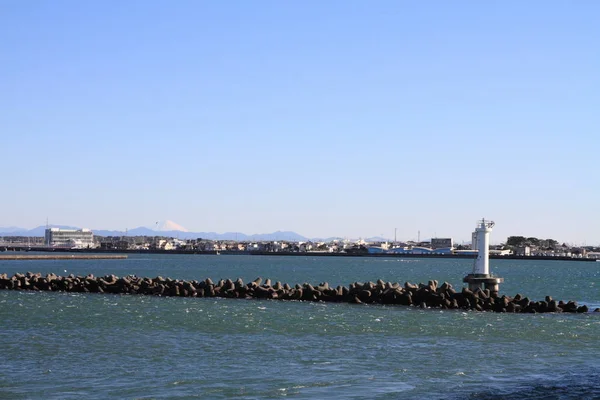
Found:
0,272 -> 598,314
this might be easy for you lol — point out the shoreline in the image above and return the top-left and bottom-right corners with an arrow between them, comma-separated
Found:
0,247 -> 596,262
0,254 -> 127,260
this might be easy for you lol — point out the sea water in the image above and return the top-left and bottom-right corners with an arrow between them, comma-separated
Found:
0,254 -> 598,399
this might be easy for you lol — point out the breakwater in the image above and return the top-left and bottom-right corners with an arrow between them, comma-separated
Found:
1,272 -> 597,313
0,254 -> 127,260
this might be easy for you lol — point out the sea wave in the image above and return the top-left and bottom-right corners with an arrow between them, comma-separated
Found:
463,370 -> 600,400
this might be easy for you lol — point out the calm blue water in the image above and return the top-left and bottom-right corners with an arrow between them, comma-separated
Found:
0,254 -> 598,399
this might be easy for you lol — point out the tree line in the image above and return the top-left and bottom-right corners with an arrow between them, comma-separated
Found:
505,236 -> 561,249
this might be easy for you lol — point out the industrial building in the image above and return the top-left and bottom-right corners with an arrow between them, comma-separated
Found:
430,238 -> 453,249
45,228 -> 95,249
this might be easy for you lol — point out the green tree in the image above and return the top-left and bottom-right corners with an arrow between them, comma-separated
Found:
506,236 -> 526,246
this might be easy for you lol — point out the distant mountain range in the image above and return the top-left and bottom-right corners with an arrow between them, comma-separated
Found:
0,224 -> 311,242
0,225 -> 81,237
0,224 -> 388,243
94,228 -> 311,242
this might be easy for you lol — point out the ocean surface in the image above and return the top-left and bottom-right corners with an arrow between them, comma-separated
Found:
0,254 -> 598,399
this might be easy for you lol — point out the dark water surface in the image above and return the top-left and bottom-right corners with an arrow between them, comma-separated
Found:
1,254 -> 598,399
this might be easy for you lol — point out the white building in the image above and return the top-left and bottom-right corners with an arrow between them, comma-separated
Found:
45,228 -> 95,249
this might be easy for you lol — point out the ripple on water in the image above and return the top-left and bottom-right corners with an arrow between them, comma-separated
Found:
0,255 -> 598,399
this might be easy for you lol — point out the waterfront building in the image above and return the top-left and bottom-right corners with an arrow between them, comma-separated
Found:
432,247 -> 453,254
515,246 -> 531,256
490,249 -> 512,256
45,228 -> 94,248
411,246 -> 434,254
388,247 -> 410,254
367,246 -> 386,254
431,238 -> 453,249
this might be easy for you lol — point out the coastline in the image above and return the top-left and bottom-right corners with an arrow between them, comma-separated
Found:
0,254 -> 127,260
0,247 -> 596,262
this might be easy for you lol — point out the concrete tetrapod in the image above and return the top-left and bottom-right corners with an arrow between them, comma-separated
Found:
0,272 -> 597,314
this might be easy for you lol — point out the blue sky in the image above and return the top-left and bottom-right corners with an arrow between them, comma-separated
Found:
2,1 -> 599,244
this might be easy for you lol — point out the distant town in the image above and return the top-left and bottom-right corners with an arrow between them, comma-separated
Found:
1,227 -> 599,260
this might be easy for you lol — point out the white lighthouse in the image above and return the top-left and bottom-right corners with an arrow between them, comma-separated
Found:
463,218 -> 504,295
474,219 -> 494,275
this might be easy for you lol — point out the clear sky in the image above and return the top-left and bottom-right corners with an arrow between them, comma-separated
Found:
2,1 -> 599,244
